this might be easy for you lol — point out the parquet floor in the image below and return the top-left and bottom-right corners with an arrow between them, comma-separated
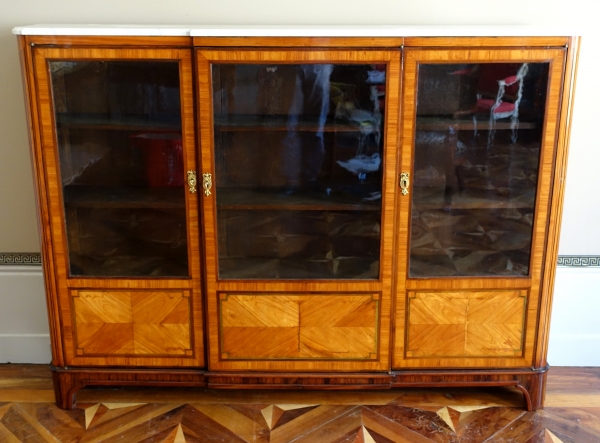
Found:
0,366 -> 599,442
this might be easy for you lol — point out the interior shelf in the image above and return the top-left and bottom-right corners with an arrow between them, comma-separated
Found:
214,114 -> 376,133
63,185 -> 185,209
56,113 -> 181,131
216,188 -> 381,211
413,187 -> 535,210
69,254 -> 189,277
416,116 -> 538,131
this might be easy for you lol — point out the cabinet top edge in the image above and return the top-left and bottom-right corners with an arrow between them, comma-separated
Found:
12,24 -> 580,38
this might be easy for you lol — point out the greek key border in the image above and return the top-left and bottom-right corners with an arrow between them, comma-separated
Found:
0,253 -> 598,267
557,256 -> 600,267
0,253 -> 42,265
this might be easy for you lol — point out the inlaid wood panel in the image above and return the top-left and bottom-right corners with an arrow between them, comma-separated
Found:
406,290 -> 527,358
72,290 -> 192,356
219,294 -> 379,360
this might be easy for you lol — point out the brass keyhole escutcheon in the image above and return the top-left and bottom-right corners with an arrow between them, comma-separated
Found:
400,172 -> 410,196
187,170 -> 197,194
202,173 -> 212,197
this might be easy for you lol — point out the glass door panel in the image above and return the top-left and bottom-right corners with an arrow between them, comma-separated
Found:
212,63 -> 386,279
50,61 -> 189,277
409,62 -> 550,277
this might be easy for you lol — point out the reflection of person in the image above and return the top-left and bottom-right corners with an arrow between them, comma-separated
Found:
282,64 -> 334,192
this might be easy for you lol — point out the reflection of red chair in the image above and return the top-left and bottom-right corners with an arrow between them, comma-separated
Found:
476,63 -> 529,146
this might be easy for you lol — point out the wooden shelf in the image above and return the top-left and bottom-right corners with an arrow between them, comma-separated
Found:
56,113 -> 181,131
216,188 -> 381,211
69,254 -> 189,278
413,187 -> 535,210
416,116 -> 538,131
214,114 -> 375,133
63,185 -> 186,209
218,257 -> 379,280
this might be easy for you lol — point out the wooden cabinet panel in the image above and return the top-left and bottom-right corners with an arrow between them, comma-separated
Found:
73,290 -> 193,357
219,294 -> 379,361
406,290 -> 526,358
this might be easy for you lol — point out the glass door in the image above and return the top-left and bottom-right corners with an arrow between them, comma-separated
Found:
49,59 -> 189,277
211,63 -> 387,280
394,48 -> 566,369
33,47 -> 204,367
197,49 -> 400,372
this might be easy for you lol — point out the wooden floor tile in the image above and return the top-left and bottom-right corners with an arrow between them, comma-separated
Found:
0,365 -> 599,442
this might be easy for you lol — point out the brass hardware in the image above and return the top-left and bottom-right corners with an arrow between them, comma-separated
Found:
202,173 -> 212,197
400,172 -> 410,196
187,171 -> 197,194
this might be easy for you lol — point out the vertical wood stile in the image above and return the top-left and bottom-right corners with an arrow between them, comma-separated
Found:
534,36 -> 581,368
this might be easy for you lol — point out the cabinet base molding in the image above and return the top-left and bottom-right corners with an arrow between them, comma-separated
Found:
51,365 -> 547,411
390,367 -> 547,412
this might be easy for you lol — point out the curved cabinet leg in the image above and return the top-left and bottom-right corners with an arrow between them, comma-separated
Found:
516,369 -> 547,411
52,368 -> 83,410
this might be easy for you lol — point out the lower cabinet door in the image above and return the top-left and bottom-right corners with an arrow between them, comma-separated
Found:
66,289 -> 205,367
209,292 -> 390,372
405,290 -> 526,358
394,288 -> 536,369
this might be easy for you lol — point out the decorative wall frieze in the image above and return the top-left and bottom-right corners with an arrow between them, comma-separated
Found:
0,253 -> 42,265
1,253 -> 599,267
557,256 -> 600,267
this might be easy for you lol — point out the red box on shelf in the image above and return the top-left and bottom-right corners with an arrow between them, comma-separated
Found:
132,133 -> 184,187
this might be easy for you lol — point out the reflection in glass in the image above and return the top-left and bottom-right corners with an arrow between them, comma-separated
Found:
50,61 -> 188,277
212,64 -> 386,279
409,62 -> 549,277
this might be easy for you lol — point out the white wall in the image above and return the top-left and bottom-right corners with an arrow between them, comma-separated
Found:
0,0 -> 598,365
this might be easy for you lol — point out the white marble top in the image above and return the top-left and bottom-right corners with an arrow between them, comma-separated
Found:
12,24 -> 578,37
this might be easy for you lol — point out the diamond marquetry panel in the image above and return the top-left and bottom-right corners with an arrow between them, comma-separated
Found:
407,290 -> 526,358
221,295 -> 300,327
299,327 -> 377,359
220,294 -> 379,360
221,327 -> 299,359
72,290 -> 192,356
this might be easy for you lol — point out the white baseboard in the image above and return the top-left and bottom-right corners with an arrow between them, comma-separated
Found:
0,263 -> 598,366
548,266 -> 600,366
0,334 -> 51,364
0,265 -> 52,364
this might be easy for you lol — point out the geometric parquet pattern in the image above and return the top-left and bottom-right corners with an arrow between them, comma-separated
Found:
1,366 -> 600,442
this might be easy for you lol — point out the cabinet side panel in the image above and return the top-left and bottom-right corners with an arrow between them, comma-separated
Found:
23,37 -> 65,367
535,37 -> 581,367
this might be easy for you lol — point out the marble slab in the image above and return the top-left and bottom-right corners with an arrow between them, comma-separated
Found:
13,24 -> 579,37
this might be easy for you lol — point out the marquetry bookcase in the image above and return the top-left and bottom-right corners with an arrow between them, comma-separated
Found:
14,26 -> 579,410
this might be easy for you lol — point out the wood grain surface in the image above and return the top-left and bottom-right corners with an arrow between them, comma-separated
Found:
0,365 -> 599,442
219,294 -> 379,360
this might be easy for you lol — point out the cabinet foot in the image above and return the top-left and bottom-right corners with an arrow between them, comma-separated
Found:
50,366 -> 208,410
390,366 -> 549,411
